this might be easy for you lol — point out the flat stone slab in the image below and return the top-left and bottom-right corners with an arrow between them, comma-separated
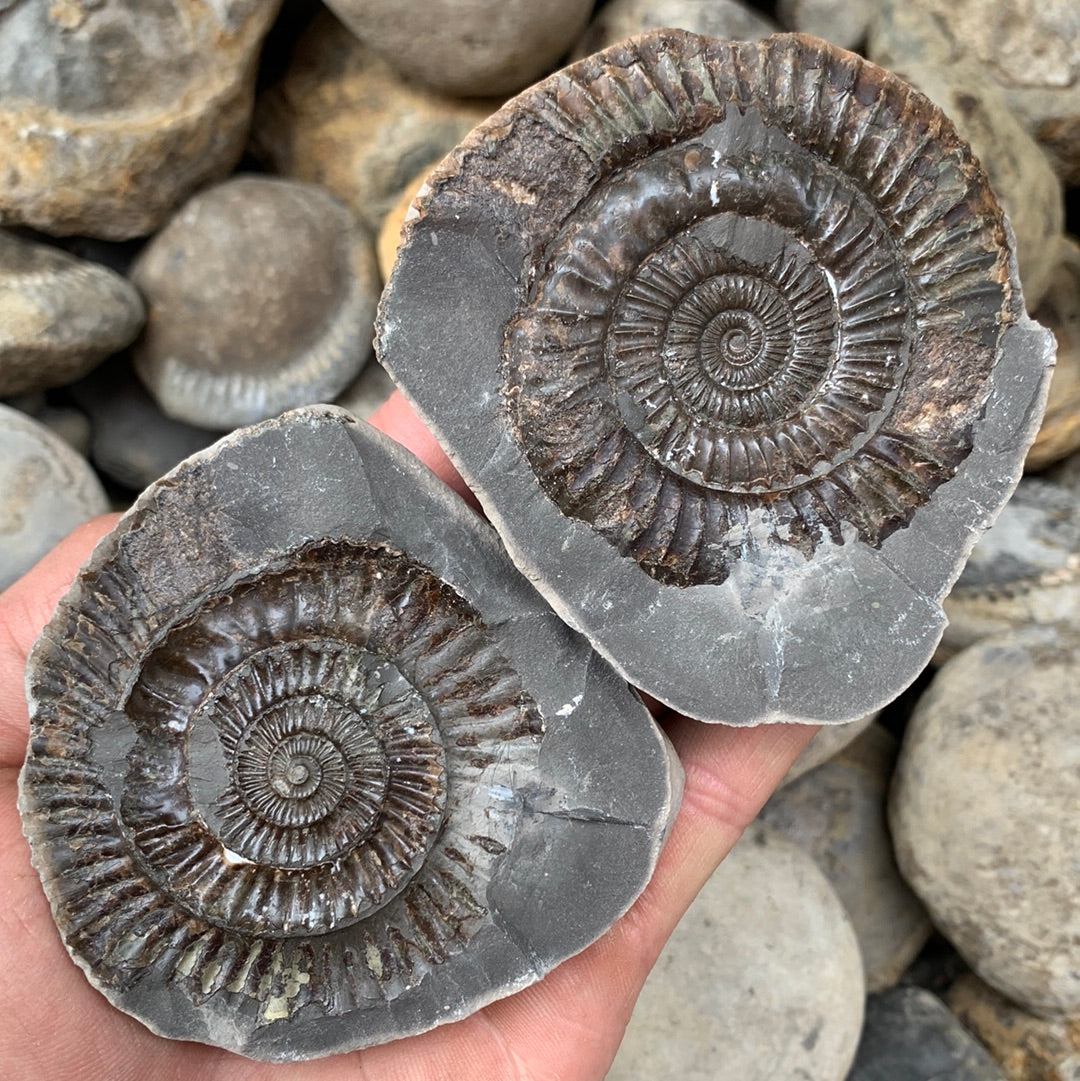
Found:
379,30 -> 1053,725
18,406 -> 681,1061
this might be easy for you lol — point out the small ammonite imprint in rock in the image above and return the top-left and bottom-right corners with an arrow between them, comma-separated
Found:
26,537 -> 542,1012
502,35 -> 1010,587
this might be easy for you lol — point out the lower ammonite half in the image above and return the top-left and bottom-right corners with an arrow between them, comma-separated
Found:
19,408 -> 680,1060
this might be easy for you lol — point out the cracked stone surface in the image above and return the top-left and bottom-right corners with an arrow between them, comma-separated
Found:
378,30 -> 1053,725
606,822 -> 864,1081
18,406 -> 681,1060
0,401 -> 108,590
891,625 -> 1080,1018
849,987 -> 1008,1080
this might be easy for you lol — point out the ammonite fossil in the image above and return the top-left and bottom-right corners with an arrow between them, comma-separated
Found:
378,30 -> 1054,725
19,407 -> 680,1060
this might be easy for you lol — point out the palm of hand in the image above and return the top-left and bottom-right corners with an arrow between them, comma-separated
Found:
0,399 -> 815,1081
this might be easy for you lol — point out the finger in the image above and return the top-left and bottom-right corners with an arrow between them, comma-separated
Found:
369,390 -> 475,505
0,514 -> 119,769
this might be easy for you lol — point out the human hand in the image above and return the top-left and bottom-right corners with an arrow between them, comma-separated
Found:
0,393 -> 817,1081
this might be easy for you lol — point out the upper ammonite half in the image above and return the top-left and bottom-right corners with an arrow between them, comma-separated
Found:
377,30 -> 1055,725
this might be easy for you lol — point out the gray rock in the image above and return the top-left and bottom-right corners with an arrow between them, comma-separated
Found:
573,0 -> 777,59
19,406 -> 681,1060
251,12 -> 494,235
891,625 -> 1080,1018
868,0 -> 1080,185
0,0 -> 280,239
945,973 -> 1080,1081
325,0 -> 593,97
778,0 -> 876,49
760,724 -> 932,991
849,987 -> 1008,1080
132,177 -> 380,429
0,401 -> 108,590
0,230 -> 144,397
68,357 -> 221,492
782,712 -> 876,786
606,822 -> 864,1081
940,478 -> 1080,657
379,31 -> 1053,725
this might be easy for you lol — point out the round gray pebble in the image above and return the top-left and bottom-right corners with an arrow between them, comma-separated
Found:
891,625 -> 1080,1018
607,822 -> 864,1081
132,176 -> 380,429
0,402 -> 108,590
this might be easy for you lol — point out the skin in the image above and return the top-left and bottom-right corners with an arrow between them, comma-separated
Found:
0,392 -> 817,1081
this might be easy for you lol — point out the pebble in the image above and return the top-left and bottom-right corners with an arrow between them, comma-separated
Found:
573,0 -> 777,59
940,478 -> 1080,657
0,401 -> 108,590
946,973 -> 1080,1081
890,625 -> 1080,1018
251,11 -> 492,234
868,0 -> 1080,185
324,0 -> 593,97
777,0 -> 876,50
782,712 -> 876,787
0,0 -> 279,239
0,231 -> 144,398
607,822 -> 864,1081
67,357 -> 220,493
849,986 -> 1009,1080
760,724 -> 932,991
1028,238 -> 1080,470
131,176 -> 380,429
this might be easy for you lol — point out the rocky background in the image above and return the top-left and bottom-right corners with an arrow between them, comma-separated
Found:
1,1 -> 1078,1079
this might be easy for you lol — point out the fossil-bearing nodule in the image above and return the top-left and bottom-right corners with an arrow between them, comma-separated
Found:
18,407 -> 680,1061
378,30 -> 1055,725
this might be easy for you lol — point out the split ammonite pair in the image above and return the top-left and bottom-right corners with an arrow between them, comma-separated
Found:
19,31 -> 1052,1061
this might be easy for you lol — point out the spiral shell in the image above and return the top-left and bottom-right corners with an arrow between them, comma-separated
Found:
19,408 -> 679,1059
378,30 -> 1053,725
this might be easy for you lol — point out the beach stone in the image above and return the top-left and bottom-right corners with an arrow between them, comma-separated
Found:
760,724 -> 932,991
849,987 -> 1009,1080
68,357 -> 220,493
1028,238 -> 1080,470
607,822 -> 864,1081
867,57 -> 1063,309
891,625 -> 1080,1018
946,973 -> 1080,1081
783,712 -> 877,786
0,401 -> 108,590
325,0 -> 593,97
868,0 -> 1080,185
778,0 -> 876,50
251,12 -> 492,235
0,0 -> 279,239
0,230 -> 144,397
940,478 -> 1080,657
573,0 -> 776,59
131,176 -> 380,430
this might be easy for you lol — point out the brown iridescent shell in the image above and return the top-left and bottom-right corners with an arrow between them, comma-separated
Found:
19,407 -> 679,1059
378,31 -> 1053,725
